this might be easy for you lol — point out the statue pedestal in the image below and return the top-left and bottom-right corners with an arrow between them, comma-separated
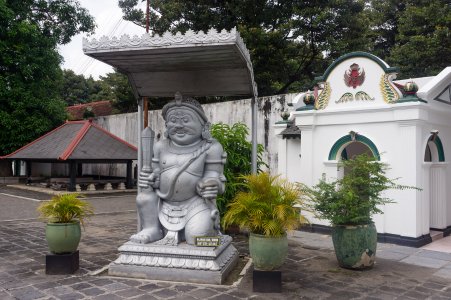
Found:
109,235 -> 239,284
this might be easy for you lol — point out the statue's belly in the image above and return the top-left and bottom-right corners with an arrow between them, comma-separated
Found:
159,168 -> 200,201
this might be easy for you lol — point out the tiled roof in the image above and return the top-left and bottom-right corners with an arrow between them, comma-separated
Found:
2,120 -> 137,161
66,100 -> 113,120
280,123 -> 301,139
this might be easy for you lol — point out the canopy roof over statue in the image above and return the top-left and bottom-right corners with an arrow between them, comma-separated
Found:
82,28 -> 257,98
83,27 -> 258,172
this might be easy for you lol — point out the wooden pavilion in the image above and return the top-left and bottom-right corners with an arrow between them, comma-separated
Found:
1,119 -> 137,191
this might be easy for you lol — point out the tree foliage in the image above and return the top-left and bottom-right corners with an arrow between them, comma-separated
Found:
387,0 -> 451,79
60,71 -> 138,113
97,72 -> 137,113
60,70 -> 100,105
10,0 -> 95,45
0,1 -> 95,156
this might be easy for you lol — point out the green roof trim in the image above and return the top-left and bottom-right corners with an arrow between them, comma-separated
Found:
315,52 -> 400,82
435,136 -> 445,162
397,95 -> 428,103
296,104 -> 316,111
328,134 -> 380,161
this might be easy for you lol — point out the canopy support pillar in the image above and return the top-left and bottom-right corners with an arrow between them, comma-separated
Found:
251,96 -> 258,174
137,98 -> 143,193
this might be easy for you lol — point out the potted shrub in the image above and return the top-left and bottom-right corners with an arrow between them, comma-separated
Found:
305,154 -> 417,269
37,193 -> 94,254
222,172 -> 309,270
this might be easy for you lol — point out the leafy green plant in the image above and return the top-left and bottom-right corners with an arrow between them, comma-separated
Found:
210,122 -> 267,217
305,154 -> 418,226
37,193 -> 94,226
222,172 -> 309,237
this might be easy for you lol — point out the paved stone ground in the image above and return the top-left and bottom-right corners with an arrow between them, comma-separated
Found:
2,187 -> 451,299
291,231 -> 451,280
0,185 -> 136,221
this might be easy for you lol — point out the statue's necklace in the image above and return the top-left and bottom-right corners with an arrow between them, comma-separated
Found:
167,140 -> 205,154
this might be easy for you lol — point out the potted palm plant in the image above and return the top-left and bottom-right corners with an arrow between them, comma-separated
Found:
305,154 -> 417,269
222,172 -> 309,271
37,193 -> 94,254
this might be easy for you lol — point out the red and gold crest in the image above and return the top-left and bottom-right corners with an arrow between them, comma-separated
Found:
344,63 -> 365,89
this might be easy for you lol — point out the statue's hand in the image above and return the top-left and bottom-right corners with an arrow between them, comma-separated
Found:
138,171 -> 159,189
197,178 -> 220,201
138,171 -> 151,188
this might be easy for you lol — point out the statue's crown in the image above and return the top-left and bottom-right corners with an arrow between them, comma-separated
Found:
162,92 -> 208,123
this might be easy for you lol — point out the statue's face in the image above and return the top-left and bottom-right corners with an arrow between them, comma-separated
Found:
166,108 -> 203,145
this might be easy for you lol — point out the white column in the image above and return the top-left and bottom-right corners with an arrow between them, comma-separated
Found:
274,123 -> 288,176
421,163 -> 431,234
386,121 -> 421,237
251,96 -> 258,174
430,163 -> 447,229
298,125 -> 314,186
137,98 -> 143,192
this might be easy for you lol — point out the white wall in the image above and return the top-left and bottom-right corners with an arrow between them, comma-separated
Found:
277,100 -> 451,238
273,53 -> 451,239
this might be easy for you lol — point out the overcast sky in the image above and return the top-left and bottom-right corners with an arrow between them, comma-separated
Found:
58,0 -> 145,79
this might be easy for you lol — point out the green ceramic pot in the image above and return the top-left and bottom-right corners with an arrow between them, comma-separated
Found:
45,222 -> 81,254
332,223 -> 377,269
249,232 -> 288,271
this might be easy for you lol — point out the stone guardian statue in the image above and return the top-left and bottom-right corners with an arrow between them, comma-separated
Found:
131,92 -> 226,246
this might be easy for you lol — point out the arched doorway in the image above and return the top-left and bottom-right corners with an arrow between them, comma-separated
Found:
328,132 -> 380,178
341,141 -> 373,159
424,134 -> 445,163
341,141 -> 373,176
329,132 -> 380,161
424,134 -> 446,230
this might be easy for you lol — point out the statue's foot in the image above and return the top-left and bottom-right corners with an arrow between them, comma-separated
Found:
154,231 -> 179,246
130,228 -> 163,244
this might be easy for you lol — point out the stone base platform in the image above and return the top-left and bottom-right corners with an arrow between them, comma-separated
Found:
109,235 -> 239,284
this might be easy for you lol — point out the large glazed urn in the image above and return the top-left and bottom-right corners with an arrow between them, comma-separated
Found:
249,232 -> 288,271
331,223 -> 377,269
45,222 -> 81,254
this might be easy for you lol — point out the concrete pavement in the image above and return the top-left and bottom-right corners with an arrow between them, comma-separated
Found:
0,185 -> 136,221
291,231 -> 451,281
2,185 -> 451,299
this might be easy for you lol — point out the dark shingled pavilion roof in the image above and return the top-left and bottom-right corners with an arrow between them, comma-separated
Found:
2,120 -> 137,162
